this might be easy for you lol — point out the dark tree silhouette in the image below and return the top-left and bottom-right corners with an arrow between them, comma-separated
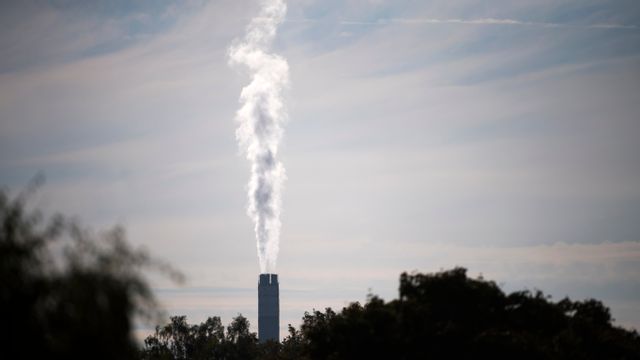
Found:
140,315 -> 263,360
293,268 -> 640,360
0,184 -> 181,359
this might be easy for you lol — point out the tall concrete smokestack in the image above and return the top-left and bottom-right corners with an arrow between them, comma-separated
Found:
258,273 -> 279,342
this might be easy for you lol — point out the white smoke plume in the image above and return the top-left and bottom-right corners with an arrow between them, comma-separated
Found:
228,0 -> 289,274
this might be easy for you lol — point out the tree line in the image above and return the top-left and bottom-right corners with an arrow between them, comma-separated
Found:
140,268 -> 640,360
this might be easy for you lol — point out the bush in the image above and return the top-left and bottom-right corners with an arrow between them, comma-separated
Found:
0,184 -> 180,359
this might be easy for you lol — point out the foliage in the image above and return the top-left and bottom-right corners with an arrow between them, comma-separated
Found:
0,183 -> 181,359
295,268 -> 640,360
141,315 -> 310,360
140,315 -> 258,360
142,267 -> 640,360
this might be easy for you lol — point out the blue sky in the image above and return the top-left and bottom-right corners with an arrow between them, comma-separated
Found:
1,0 -> 639,340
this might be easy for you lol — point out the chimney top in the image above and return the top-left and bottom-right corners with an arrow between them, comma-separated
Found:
259,273 -> 278,285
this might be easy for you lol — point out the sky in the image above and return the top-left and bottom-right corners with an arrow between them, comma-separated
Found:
1,0 -> 639,340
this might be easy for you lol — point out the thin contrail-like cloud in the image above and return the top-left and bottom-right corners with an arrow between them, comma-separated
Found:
290,17 -> 638,30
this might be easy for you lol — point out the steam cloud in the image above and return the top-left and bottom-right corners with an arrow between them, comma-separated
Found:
229,0 -> 289,274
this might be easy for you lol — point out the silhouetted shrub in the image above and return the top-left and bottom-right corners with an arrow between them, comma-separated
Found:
0,184 -> 180,359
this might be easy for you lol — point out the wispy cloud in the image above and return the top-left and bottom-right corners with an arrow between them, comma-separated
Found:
296,17 -> 639,30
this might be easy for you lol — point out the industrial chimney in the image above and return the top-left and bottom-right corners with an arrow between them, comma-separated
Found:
258,273 -> 279,342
